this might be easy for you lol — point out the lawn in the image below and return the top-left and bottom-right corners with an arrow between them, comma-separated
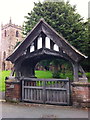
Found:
35,70 -> 52,78
0,70 -> 90,92
0,70 -> 53,92
0,71 -> 11,91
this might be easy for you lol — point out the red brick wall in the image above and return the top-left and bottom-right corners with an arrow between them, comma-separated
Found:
5,81 -> 21,102
72,82 -> 90,108
5,81 -> 90,108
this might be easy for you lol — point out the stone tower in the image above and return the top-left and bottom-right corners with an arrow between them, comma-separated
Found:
0,19 -> 23,71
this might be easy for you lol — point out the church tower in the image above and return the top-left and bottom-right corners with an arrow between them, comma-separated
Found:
0,19 -> 23,70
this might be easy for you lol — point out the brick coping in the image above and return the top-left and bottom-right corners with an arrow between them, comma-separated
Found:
5,80 -> 20,84
71,82 -> 90,87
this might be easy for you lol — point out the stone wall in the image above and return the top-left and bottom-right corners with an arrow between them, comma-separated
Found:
71,82 -> 90,108
5,81 -> 21,102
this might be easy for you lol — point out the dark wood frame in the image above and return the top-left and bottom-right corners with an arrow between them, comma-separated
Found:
21,78 -> 71,105
6,18 -> 88,82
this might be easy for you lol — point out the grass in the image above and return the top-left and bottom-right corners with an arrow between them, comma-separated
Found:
0,70 -> 90,92
35,70 -> 52,78
0,70 -> 53,92
0,71 -> 11,91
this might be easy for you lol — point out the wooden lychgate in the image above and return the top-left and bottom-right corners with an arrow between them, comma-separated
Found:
6,18 -> 88,105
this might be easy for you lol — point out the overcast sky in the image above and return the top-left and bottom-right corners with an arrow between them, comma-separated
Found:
0,0 -> 89,40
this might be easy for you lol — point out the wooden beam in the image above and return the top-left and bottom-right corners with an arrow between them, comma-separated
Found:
21,77 -> 69,82
42,23 -> 82,62
14,48 -> 73,71
7,23 -> 42,62
59,47 -> 61,51
50,40 -> 54,50
27,46 -> 30,53
34,39 -> 38,51
73,63 -> 79,82
41,32 -> 46,48
6,19 -> 85,63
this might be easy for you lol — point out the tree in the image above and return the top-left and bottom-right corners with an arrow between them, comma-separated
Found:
23,1 -> 89,71
81,18 -> 90,71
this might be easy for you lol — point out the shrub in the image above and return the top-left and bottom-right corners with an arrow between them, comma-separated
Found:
86,72 -> 90,82
52,72 -> 60,78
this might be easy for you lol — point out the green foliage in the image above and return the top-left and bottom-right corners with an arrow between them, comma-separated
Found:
81,18 -> 90,71
52,71 -> 60,78
0,71 -> 11,91
51,59 -> 61,66
14,41 -> 21,49
23,1 -> 89,71
60,72 -> 73,81
85,72 -> 90,82
39,60 -> 51,70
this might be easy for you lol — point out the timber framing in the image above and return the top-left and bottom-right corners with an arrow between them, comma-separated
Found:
6,18 -> 87,63
6,18 -> 88,82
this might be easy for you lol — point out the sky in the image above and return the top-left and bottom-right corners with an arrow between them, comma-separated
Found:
0,0 -> 89,40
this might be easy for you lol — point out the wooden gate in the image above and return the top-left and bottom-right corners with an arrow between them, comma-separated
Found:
21,78 -> 71,105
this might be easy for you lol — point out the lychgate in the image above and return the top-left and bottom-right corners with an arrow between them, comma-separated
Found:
6,18 -> 88,105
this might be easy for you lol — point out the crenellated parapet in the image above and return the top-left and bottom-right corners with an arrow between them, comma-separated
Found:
1,23 -> 22,30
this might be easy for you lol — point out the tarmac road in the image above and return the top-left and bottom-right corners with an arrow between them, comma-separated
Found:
0,102 -> 89,119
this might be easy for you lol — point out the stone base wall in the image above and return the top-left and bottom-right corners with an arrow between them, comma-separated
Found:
71,82 -> 90,108
5,81 -> 21,102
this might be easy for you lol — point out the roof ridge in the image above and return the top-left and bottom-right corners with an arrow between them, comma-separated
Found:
41,19 -> 88,58
6,18 -> 88,63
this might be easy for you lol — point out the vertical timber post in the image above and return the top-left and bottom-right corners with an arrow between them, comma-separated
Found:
50,40 -> 54,50
22,79 -> 24,101
34,38 -> 38,51
27,46 -> 30,53
66,78 -> 70,105
68,79 -> 72,105
73,62 -> 79,82
42,33 -> 46,48
43,80 -> 46,104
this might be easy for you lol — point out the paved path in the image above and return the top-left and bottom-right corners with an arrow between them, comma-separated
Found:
0,92 -> 5,100
0,102 -> 89,119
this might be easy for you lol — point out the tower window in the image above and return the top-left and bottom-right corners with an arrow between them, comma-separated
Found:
5,30 -> 7,37
16,30 -> 19,37
2,62 -> 5,71
3,51 -> 6,60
